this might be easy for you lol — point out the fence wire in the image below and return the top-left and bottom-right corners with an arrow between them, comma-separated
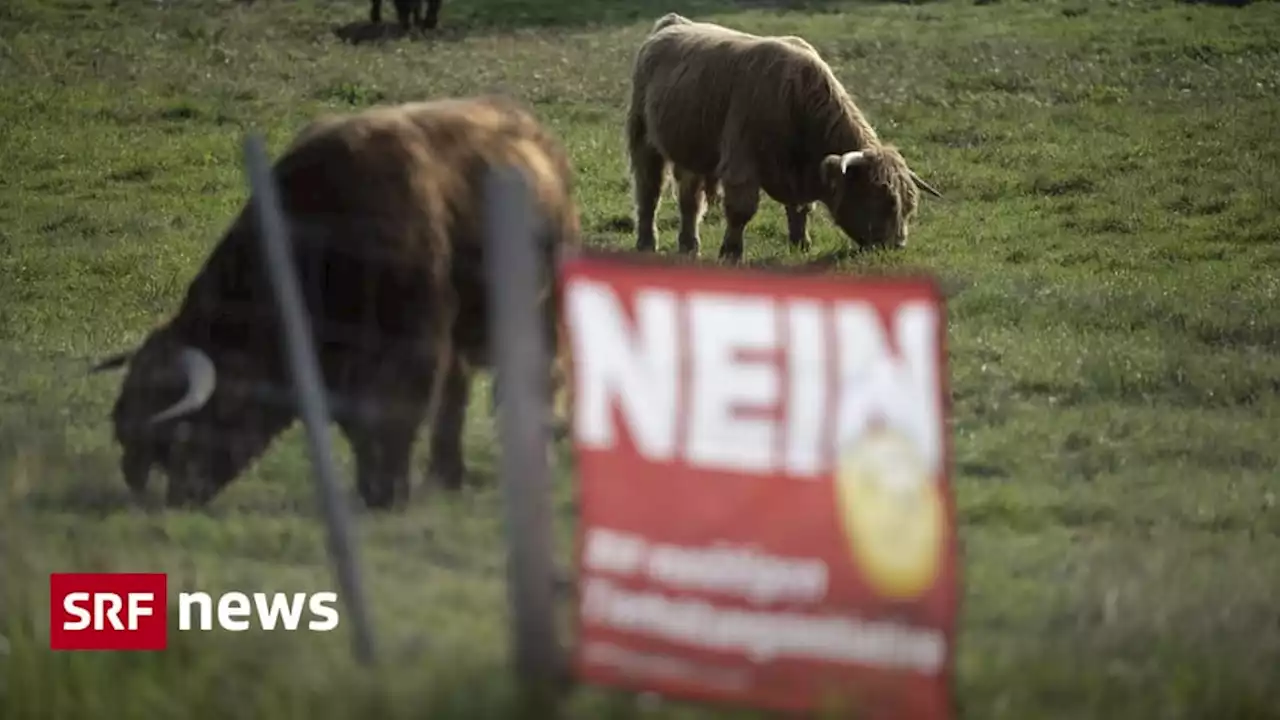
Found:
0,138 -> 571,690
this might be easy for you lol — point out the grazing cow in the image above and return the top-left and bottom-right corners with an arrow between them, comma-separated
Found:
89,95 -> 580,510
625,13 -> 943,261
370,0 -> 442,31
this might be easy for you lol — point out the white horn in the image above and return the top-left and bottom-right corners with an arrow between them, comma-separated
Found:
89,350 -> 133,374
840,150 -> 871,174
149,347 -> 217,425
910,170 -> 945,199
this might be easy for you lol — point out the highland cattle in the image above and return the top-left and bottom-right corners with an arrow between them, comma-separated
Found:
90,95 -> 580,510
625,13 -> 943,261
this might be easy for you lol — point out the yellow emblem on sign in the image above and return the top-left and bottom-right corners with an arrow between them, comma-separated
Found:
834,424 -> 945,600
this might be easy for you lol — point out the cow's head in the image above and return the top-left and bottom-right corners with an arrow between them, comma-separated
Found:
819,146 -> 943,250
90,329 -> 290,508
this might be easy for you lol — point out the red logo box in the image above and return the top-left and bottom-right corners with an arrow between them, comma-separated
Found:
49,573 -> 169,651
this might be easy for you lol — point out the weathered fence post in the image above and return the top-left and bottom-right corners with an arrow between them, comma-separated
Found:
242,132 -> 378,667
482,164 -> 564,705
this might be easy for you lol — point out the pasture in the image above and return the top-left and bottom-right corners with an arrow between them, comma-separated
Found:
2,0 -> 1279,717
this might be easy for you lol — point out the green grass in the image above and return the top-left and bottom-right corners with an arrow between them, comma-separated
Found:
2,0 -> 1279,717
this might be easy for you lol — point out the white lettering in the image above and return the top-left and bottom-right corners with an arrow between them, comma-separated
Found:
581,578 -> 944,672
685,293 -> 779,474
645,542 -> 828,605
569,280 -> 679,459
582,641 -> 750,693
217,592 -> 251,632
179,592 -> 213,631
253,593 -> 307,631
832,301 -> 942,475
62,592 -> 92,631
175,591 -> 341,632
565,278 -> 943,477
95,593 -> 123,631
60,592 -> 155,632
895,301 -> 943,474
784,300 -> 828,477
307,593 -> 340,631
126,593 -> 153,630
583,526 -> 648,576
582,529 -> 828,604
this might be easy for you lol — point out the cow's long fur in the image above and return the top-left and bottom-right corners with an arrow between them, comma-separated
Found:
92,96 -> 579,510
626,13 -> 939,260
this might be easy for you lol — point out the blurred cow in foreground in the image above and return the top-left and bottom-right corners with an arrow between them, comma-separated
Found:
370,0 -> 442,31
626,13 -> 943,261
90,95 -> 580,510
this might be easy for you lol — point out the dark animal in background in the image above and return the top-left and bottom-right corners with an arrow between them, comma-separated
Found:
370,0 -> 442,30
90,95 -> 580,510
625,13 -> 943,261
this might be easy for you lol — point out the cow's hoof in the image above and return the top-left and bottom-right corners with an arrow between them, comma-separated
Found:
428,464 -> 467,492
356,475 -> 409,510
357,490 -> 403,511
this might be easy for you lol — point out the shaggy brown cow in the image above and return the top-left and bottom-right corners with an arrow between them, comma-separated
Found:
626,13 -> 943,261
370,0 -> 442,31
89,95 -> 580,510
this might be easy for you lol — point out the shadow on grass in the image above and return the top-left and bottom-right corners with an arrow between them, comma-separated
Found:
330,0 -> 928,44
568,243 -> 970,302
332,20 -> 413,44
18,483 -> 141,516
1179,0 -> 1258,6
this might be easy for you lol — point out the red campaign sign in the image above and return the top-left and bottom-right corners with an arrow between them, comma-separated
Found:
561,253 -> 957,719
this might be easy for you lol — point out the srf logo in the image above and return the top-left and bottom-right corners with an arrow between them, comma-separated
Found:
49,573 -> 168,651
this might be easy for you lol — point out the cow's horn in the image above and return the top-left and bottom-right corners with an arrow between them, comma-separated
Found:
909,170 -> 944,199
148,347 -> 217,425
89,350 -> 134,374
840,150 -> 871,174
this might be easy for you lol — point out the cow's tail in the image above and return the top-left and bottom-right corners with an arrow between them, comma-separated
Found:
420,246 -> 456,464
624,91 -> 647,170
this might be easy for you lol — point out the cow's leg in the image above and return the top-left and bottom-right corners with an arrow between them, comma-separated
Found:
490,366 -> 565,455
632,149 -> 666,252
369,0 -> 381,24
346,417 -> 417,509
627,117 -> 666,252
674,168 -> 707,256
409,0 -> 423,30
340,369 -> 430,510
719,179 -> 760,263
427,356 -> 472,492
393,0 -> 412,30
487,295 -> 565,459
704,174 -> 722,209
422,0 -> 442,29
786,203 -> 813,251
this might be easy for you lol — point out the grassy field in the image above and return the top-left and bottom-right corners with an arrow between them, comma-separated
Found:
2,0 -> 1279,717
